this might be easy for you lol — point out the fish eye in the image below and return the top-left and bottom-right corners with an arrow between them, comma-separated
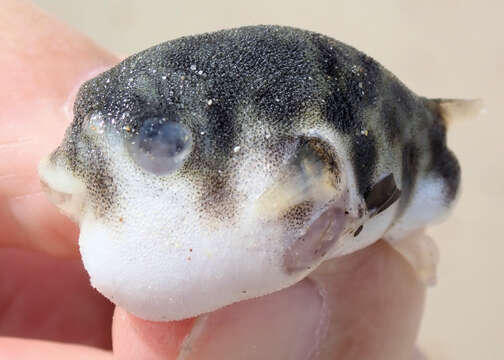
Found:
126,116 -> 193,175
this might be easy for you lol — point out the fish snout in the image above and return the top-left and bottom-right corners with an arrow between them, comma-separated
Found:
38,151 -> 86,222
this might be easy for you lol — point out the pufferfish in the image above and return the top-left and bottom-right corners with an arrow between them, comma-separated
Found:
38,25 -> 476,321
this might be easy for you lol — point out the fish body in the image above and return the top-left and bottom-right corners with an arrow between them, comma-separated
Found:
39,26 -> 462,321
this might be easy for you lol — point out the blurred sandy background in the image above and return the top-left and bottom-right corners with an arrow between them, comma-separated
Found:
30,0 -> 503,358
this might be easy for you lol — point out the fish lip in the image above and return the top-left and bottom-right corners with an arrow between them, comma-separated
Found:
40,178 -> 73,205
38,155 -> 86,222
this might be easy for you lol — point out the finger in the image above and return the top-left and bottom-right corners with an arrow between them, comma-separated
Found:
307,240 -> 425,359
0,337 -> 113,360
112,241 -> 425,360
0,248 -> 114,348
113,310 -> 196,360
0,0 -> 118,256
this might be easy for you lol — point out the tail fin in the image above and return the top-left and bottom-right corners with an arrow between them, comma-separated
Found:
426,98 -> 485,126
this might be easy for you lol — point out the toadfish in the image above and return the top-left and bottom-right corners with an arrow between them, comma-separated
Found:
38,25 -> 476,321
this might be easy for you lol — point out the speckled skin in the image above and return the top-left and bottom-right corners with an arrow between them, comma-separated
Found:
40,25 -> 460,320
57,25 -> 458,220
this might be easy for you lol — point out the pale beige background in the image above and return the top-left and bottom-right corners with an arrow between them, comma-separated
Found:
31,0 -> 503,359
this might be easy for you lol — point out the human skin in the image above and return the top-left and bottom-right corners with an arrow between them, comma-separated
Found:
0,1 -> 425,359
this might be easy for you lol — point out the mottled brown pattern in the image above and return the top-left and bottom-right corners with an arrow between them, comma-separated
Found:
280,201 -> 313,229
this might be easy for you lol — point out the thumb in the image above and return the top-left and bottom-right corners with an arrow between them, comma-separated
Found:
0,0 -> 118,256
112,240 -> 425,360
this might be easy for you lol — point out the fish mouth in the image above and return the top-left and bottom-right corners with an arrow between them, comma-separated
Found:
40,178 -> 73,205
38,155 -> 86,222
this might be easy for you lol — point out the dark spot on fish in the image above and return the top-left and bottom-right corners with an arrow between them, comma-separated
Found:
351,132 -> 378,195
397,142 -> 420,216
381,101 -> 402,143
428,120 -> 460,201
197,170 -> 238,221
202,92 -> 237,166
390,79 -> 416,106
364,173 -> 401,215
311,34 -> 381,135
63,132 -> 117,218
353,225 -> 363,237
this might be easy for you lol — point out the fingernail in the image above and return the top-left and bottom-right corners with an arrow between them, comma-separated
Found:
179,279 -> 326,360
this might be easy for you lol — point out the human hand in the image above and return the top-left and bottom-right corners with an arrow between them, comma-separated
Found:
0,1 -> 426,359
